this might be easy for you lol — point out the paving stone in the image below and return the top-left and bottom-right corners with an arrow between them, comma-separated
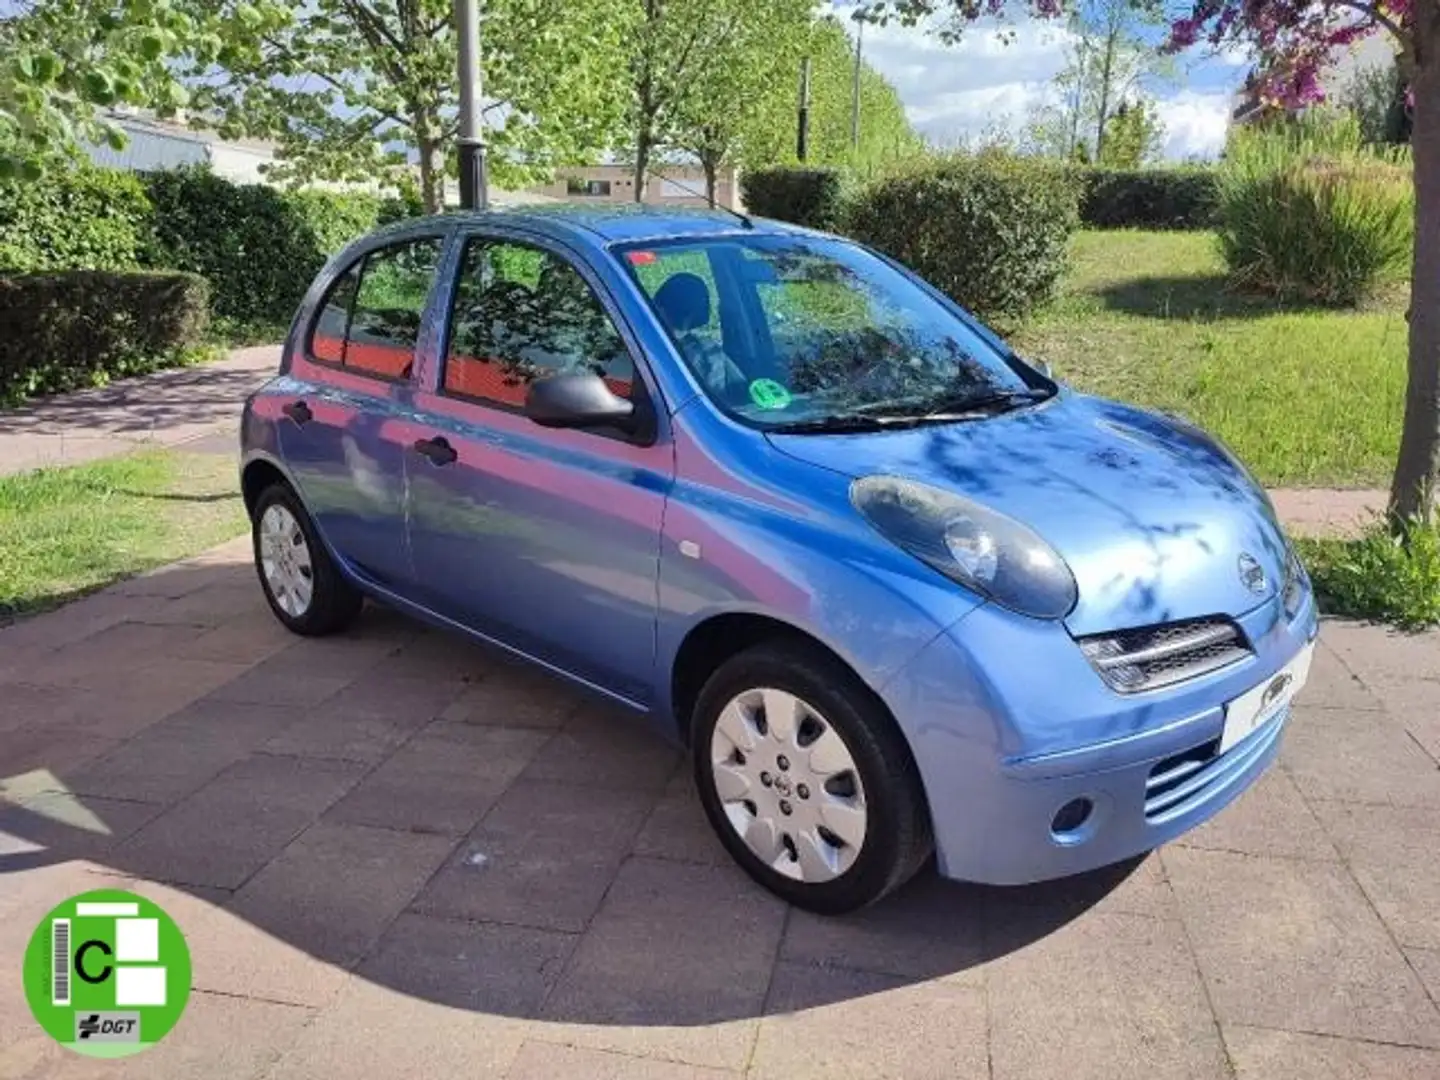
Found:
1323,620 -> 1440,683
538,858 -> 784,1070
261,674 -> 468,762
0,725 -> 124,802
356,911 -> 575,1012
8,991 -> 314,1080
1165,846 -> 1440,1047
413,781 -> 655,932
1311,800 -> 1440,950
752,963 -> 988,1080
984,851 -> 1177,924
1303,640 -> 1386,712
205,664 -> 355,709
68,699 -> 307,804
440,667 -> 587,728
261,628 -> 412,681
1282,704 -> 1440,809
1369,678 -> 1440,763
134,583 -> 261,628
1408,948 -> 1440,1004
1179,768 -> 1338,860
781,874 -> 987,985
226,822 -> 455,972
365,627 -> 497,682
1224,1024 -> 1440,1079
169,611 -> 293,666
0,792 -> 162,860
508,1042 -> 739,1079
264,978 -> 527,1079
112,754 -> 367,889
16,622 -> 202,688
988,909 -> 1226,1080
324,722 -> 550,835
520,705 -> 680,792
631,790 -> 730,867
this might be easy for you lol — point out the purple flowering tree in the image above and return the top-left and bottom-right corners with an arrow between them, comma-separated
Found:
877,0 -> 1440,523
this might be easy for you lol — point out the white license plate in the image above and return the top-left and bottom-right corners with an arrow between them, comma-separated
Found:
1220,642 -> 1314,754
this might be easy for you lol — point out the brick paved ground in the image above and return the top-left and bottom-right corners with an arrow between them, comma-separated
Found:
1,538 -> 1438,1079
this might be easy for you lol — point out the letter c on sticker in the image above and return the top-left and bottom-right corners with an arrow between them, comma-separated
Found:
75,940 -> 112,984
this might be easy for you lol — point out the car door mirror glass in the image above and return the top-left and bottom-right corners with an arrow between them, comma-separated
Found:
525,372 -> 636,430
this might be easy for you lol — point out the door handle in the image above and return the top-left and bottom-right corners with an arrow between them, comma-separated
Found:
413,435 -> 458,466
281,400 -> 312,426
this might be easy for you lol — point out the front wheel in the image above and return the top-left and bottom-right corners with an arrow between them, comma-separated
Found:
252,483 -> 362,636
691,641 -> 933,914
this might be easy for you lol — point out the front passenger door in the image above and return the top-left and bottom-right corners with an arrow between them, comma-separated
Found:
406,233 -> 672,704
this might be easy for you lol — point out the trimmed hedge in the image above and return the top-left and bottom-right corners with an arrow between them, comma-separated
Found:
1076,167 -> 1220,230
140,169 -> 383,327
0,271 -> 210,402
846,155 -> 1081,320
0,168 -> 153,271
740,167 -> 853,231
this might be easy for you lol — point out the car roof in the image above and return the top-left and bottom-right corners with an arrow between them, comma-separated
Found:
375,202 -> 811,248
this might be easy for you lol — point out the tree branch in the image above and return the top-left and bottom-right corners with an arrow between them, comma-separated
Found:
1332,0 -> 1405,43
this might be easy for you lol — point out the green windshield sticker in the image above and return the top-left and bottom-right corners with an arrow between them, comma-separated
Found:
748,379 -> 792,410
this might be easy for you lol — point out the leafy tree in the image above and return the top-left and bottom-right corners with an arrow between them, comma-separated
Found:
667,0 -> 813,204
189,0 -> 632,212
621,0 -> 750,202
871,0 -> 1440,523
1343,58 -> 1413,144
1099,97 -> 1164,166
1,0 -> 229,180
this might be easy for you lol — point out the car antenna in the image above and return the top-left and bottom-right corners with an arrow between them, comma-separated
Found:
644,165 -> 754,229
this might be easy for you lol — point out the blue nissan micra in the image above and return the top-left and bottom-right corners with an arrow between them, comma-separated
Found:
241,205 -> 1318,913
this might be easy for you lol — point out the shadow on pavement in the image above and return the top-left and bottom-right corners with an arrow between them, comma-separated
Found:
0,559 -> 1143,1027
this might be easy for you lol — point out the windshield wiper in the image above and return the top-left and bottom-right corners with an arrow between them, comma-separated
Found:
919,387 -> 1052,418
768,414 -> 907,434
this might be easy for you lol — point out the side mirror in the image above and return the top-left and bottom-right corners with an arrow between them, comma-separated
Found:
525,372 -> 636,431
1032,358 -> 1054,379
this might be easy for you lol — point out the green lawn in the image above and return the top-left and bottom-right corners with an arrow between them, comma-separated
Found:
1012,230 -> 1409,488
0,450 -> 247,620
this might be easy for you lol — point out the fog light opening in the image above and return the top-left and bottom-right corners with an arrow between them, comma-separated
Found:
1050,797 -> 1095,841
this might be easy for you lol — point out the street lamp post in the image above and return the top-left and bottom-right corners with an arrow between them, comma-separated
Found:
454,0 -> 488,209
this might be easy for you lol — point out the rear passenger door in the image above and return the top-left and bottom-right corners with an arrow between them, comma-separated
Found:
279,232 -> 445,593
406,230 -> 672,704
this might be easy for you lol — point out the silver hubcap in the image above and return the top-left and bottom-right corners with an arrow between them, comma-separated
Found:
259,504 -> 314,618
709,688 -> 868,883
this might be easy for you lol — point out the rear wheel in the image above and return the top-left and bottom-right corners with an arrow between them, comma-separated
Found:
252,483 -> 362,636
691,641 -> 932,914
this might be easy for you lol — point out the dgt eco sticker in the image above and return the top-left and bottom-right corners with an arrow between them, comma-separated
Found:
23,889 -> 191,1058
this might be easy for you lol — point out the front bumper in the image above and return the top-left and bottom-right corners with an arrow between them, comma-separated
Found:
881,586 -> 1319,886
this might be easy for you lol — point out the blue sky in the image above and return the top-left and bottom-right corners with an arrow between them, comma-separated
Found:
828,4 -> 1255,159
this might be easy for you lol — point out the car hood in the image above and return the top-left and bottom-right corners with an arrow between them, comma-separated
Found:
766,392 -> 1290,636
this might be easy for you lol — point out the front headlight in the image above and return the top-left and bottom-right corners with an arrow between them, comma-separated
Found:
850,475 -> 1078,620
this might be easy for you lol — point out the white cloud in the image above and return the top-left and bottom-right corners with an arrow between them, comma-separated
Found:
1153,90 -> 1234,160
836,5 -> 1246,160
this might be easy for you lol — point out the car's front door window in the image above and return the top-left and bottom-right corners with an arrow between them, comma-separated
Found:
443,239 -> 636,407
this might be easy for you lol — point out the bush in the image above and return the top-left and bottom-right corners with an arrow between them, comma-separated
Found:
1076,168 -> 1219,230
845,154 -> 1081,321
140,168 -> 381,327
1299,518 -> 1440,630
740,167 -> 853,231
1218,118 -> 1413,305
0,271 -> 210,402
0,168 -> 152,272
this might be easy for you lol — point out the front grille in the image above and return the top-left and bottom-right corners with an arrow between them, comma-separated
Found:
1078,617 -> 1252,694
1144,704 -> 1289,821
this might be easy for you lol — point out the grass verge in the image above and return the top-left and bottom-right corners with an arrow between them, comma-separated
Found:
0,449 -> 247,620
1298,519 -> 1440,631
1013,230 -> 1408,487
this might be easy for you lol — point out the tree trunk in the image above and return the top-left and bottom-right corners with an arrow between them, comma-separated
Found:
1094,29 -> 1116,164
633,125 -> 651,204
416,132 -> 444,215
1389,34 -> 1440,523
702,152 -> 719,208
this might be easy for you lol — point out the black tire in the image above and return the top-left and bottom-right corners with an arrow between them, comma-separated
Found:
251,482 -> 363,637
691,640 -> 933,914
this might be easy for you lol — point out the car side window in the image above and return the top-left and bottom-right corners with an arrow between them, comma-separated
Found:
307,236 -> 442,379
443,239 -> 635,407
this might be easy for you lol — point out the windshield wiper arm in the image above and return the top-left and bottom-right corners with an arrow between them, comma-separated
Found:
921,387 -> 1051,417
769,414 -> 912,434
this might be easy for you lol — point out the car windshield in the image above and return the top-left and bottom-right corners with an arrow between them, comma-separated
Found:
617,233 -> 1043,431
